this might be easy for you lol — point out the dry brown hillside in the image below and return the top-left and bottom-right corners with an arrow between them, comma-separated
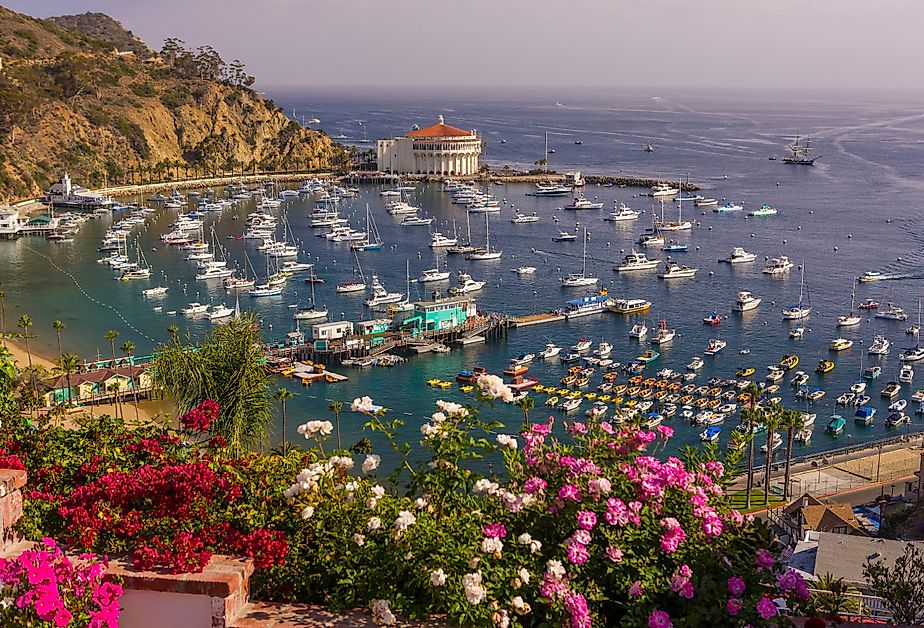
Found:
0,6 -> 348,201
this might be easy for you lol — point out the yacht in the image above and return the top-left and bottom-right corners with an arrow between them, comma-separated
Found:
658,262 -> 698,279
336,280 -> 366,294
294,306 -> 329,322
748,204 -> 778,217
604,203 -> 641,222
732,291 -> 761,312
530,183 -> 573,197
181,302 -> 209,316
637,232 -> 665,247
552,230 -> 577,242
868,335 -> 891,355
899,366 -> 914,384
142,286 -> 169,297
563,194 -> 605,210
281,261 -> 313,273
876,303 -> 909,321
365,276 -> 405,307
629,322 -> 648,338
401,215 -> 434,227
196,266 -> 234,281
514,266 -> 537,275
560,228 -> 597,287
781,263 -> 811,320
539,343 -> 562,360
449,272 -> 486,295
510,212 -> 540,224
419,267 -> 451,283
651,183 -> 679,197
572,338 -> 593,353
721,247 -> 758,264
208,305 -> 235,321
651,320 -> 676,344
593,340 -> 613,358
614,251 -> 660,272
703,339 -> 727,356
838,279 -> 862,327
900,345 -> 924,363
859,271 -> 885,284
429,232 -> 458,248
714,202 -> 743,213
762,256 -> 794,275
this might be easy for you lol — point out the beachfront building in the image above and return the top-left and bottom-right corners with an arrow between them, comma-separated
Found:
311,321 -> 354,341
377,115 -> 482,176
402,296 -> 477,333
44,173 -> 113,209
42,366 -> 152,406
0,207 -> 26,238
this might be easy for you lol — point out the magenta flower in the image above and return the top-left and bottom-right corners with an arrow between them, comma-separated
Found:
659,518 -> 686,554
756,597 -> 777,620
605,546 -> 623,562
756,548 -> 774,570
628,580 -> 643,597
571,530 -> 592,546
703,514 -> 723,537
648,610 -> 672,628
726,598 -> 743,616
656,425 -> 674,439
605,497 -> 629,526
566,542 -> 589,565
727,576 -> 746,596
564,592 -> 591,628
483,522 -> 507,539
523,477 -> 547,494
558,484 -> 582,502
568,422 -> 588,435
576,510 -> 597,530
777,569 -> 803,592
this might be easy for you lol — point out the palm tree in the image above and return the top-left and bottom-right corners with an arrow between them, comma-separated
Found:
107,381 -> 122,420
273,387 -> 294,447
516,395 -> 535,428
810,573 -> 860,617
781,408 -> 802,500
55,353 -> 80,407
742,382 -> 761,509
153,313 -> 271,455
763,404 -> 782,505
329,400 -> 343,450
52,320 -> 66,357
104,329 -> 119,367
120,341 -> 140,423
167,325 -> 180,344
0,290 -> 6,346
17,314 -> 33,368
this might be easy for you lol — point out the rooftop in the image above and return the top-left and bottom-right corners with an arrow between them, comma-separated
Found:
790,531 -> 924,586
406,115 -> 474,139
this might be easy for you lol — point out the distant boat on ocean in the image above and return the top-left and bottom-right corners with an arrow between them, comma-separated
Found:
783,135 -> 820,165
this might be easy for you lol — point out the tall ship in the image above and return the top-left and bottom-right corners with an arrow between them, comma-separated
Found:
44,173 -> 113,209
782,135 -> 821,165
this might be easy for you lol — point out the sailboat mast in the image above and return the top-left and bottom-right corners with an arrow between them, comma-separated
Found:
466,209 -> 472,244
677,177 -> 682,223
581,227 -> 587,277
544,131 -> 549,171
485,213 -> 490,251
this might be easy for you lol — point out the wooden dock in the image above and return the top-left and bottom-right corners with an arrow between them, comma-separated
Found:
510,311 -> 566,328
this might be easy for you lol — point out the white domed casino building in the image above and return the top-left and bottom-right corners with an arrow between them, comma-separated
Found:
377,115 -> 482,176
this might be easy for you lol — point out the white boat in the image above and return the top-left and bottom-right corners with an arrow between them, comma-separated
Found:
838,280 -> 863,327
830,338 -> 854,351
572,338 -> 593,353
704,339 -> 726,355
714,202 -> 743,213
901,346 -> 924,363
760,432 -> 784,454
658,261 -> 698,279
419,267 -> 451,283
748,204 -> 778,217
604,202 -> 641,222
876,303 -> 909,321
429,232 -> 458,248
859,271 -> 885,284
687,356 -> 704,371
142,286 -> 169,297
563,194 -> 604,210
732,291 -> 761,312
651,183 -> 679,197
181,302 -> 209,316
560,228 -> 598,287
449,272 -> 486,295
514,266 -> 537,275
721,247 -> 758,264
208,305 -> 234,321
511,212 -> 540,224
890,398 -> 908,412
552,230 -> 577,242
694,198 -> 718,207
365,275 -> 404,307
868,335 -> 891,355
763,256 -> 794,275
196,266 -> 234,280
539,343 -> 562,360
637,231 -> 664,247
629,322 -> 648,339
781,263 -> 811,320
294,307 -> 328,321
652,320 -> 676,344
614,251 -> 660,272
249,284 -> 283,297
466,213 -> 502,260
593,341 -> 613,358
401,215 -> 434,227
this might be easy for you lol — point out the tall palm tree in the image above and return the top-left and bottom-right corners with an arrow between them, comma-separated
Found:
763,404 -> 782,505
167,325 -> 180,344
781,408 -> 802,500
0,290 -> 6,346
55,353 -> 80,407
17,314 -> 33,368
274,387 -> 294,447
120,341 -> 140,423
329,400 -> 343,450
742,382 -> 761,509
107,381 -> 122,420
104,329 -> 119,367
52,320 -> 66,357
516,395 -> 535,428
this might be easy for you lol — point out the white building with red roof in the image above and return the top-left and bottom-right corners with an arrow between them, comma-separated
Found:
377,115 -> 482,176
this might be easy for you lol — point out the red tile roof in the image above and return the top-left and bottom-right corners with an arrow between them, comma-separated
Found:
406,122 -> 473,139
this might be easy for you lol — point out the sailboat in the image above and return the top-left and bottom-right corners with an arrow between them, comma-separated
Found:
466,212 -> 502,260
225,252 -> 257,290
448,208 -> 477,254
782,262 -> 812,320
837,279 -> 862,327
560,228 -> 598,287
900,300 -> 924,362
420,253 -> 451,283
294,269 -> 329,321
389,261 -> 416,313
120,239 -> 152,280
782,135 -> 820,165
251,250 -> 284,296
351,204 -> 384,251
337,251 -> 368,293
659,180 -> 693,231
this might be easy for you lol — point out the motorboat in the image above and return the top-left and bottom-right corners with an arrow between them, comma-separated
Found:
836,392 -> 856,406
637,232 -> 665,247
778,354 -> 799,370
652,320 -> 676,344
208,305 -> 235,321
854,406 -> 875,426
365,275 -> 405,307
900,346 -> 924,362
694,198 -> 718,207
900,365 -> 914,383
449,272 -> 486,295
864,366 -> 882,380
890,399 -> 908,412
510,212 -> 540,224
604,203 -> 641,222
868,335 -> 891,355
748,204 -> 778,217
636,350 -> 660,363
825,415 -> 846,434
885,411 -> 910,427
336,280 -> 367,293
614,251 -> 660,272
659,262 -> 698,279
401,215 -> 434,227
881,381 -> 901,398
651,183 -> 679,197
703,311 -> 723,325
714,202 -> 743,213
700,426 -> 721,443
593,341 -> 613,358
563,194 -> 604,210
250,284 -> 283,297
514,266 -> 537,275
142,286 -> 169,297
181,302 -> 209,316
859,271 -> 885,283
850,381 -> 868,395
875,303 -> 909,321
687,356 -> 704,371
511,352 -> 535,366
539,343 -> 562,360
816,360 -> 835,374
762,256 -> 794,275
429,232 -> 458,248
760,432 -> 783,454
790,326 -> 806,339
703,339 -> 726,356
629,323 -> 648,339
732,291 -> 761,312
830,338 -> 854,352
552,230 -> 577,242
795,428 -> 813,444
419,268 -> 451,283
610,298 -> 652,314
858,299 -> 879,310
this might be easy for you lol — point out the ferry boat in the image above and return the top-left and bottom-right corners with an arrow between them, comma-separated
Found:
703,339 -> 726,355
614,251 -> 660,272
748,204 -> 778,217
762,256 -> 794,275
604,203 -> 641,222
732,291 -> 761,312
659,262 -> 698,279
720,247 -> 757,264
564,290 -> 614,319
610,298 -> 652,314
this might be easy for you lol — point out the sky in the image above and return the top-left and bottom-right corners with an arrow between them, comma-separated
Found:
6,0 -> 924,91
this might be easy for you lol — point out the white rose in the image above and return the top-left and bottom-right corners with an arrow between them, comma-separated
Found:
301,506 -> 315,520
352,533 -> 366,547
362,454 -> 381,474
367,517 -> 382,531
429,568 -> 447,586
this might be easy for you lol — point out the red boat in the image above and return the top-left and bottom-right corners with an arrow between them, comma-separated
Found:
858,299 -> 879,310
703,312 -> 723,325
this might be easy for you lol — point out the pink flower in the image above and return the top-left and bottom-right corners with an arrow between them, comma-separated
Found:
757,597 -> 777,620
648,610 -> 672,628
777,569 -> 803,592
727,598 -> 743,616
660,518 -> 686,554
605,546 -> 623,562
727,576 -> 746,596
727,509 -> 744,526
703,514 -> 723,537
558,484 -> 582,502
576,510 -> 597,530
756,548 -> 774,570
599,421 -> 614,434
483,523 -> 507,539
571,530 -> 592,546
604,497 -> 629,526
568,422 -> 588,435
564,592 -> 591,628
566,542 -> 589,565
587,477 -> 611,496
531,423 -> 551,436
523,477 -> 547,494
628,580 -> 643,597
656,425 -> 674,439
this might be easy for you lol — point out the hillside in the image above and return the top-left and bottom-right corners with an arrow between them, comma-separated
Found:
0,6 -> 347,201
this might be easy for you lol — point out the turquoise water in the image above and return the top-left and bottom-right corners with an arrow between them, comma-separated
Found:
4,89 -> 924,466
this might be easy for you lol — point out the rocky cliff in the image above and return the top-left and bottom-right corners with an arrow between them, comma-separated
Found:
0,7 -> 347,201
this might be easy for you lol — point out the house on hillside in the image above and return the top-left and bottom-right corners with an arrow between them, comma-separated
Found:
779,493 -> 868,542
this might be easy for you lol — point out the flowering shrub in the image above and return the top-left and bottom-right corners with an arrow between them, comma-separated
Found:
0,538 -> 122,627
179,399 -> 219,432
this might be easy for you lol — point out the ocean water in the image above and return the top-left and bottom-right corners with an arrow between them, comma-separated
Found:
4,88 -> 924,466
